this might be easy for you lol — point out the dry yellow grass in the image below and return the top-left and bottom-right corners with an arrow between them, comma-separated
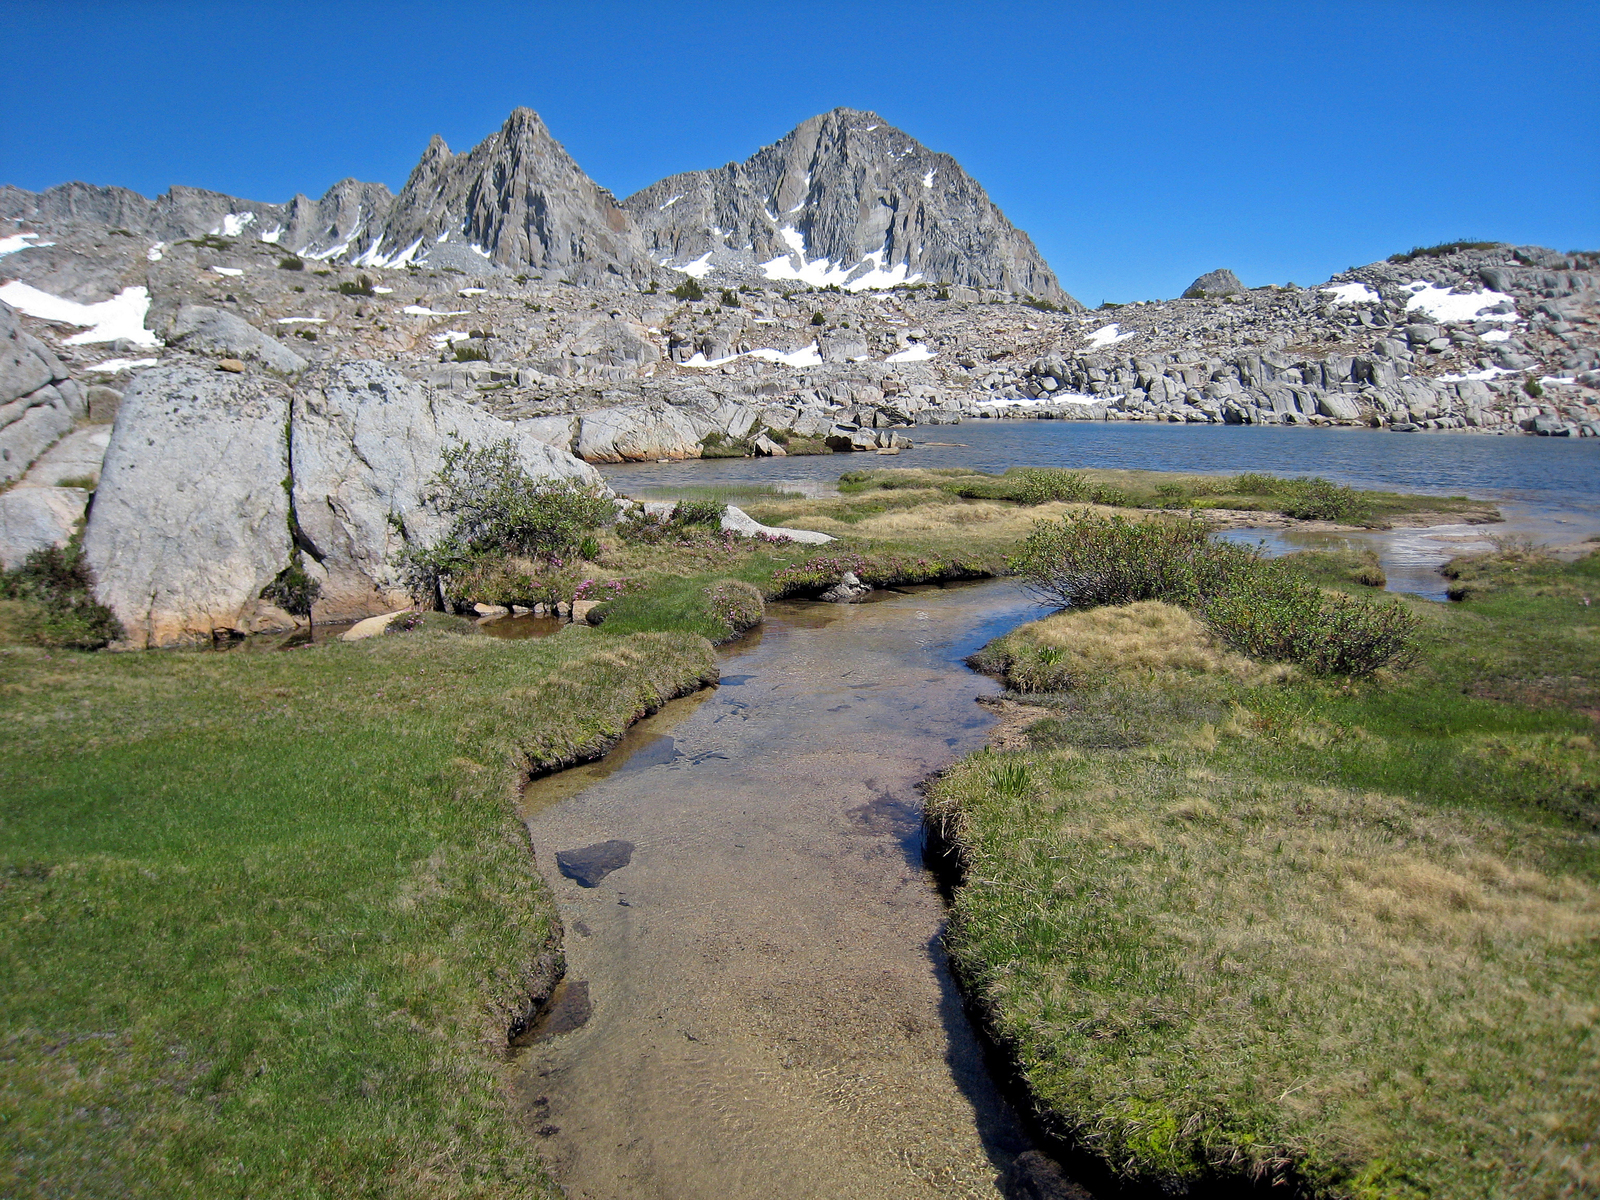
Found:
973,600 -> 1281,691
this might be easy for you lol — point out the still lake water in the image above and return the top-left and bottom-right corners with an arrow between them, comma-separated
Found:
600,422 -> 1600,600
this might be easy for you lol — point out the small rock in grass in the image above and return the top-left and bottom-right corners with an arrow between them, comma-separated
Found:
556,839 -> 634,887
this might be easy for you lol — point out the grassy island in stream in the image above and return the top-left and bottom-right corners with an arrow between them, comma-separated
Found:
927,539 -> 1600,1199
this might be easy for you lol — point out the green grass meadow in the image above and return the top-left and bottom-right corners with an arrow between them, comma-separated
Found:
1,626 -> 715,1198
929,548 -> 1600,1198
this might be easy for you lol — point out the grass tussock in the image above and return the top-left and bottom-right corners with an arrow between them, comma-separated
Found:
0,625 -> 715,1198
931,548 -> 1600,1198
969,600 -> 1266,692
928,748 -> 1599,1198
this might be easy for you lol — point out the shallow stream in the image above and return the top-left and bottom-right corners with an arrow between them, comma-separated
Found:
516,580 -> 1044,1199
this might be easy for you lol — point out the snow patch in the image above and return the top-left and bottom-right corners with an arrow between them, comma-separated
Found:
1084,323 -> 1135,349
922,169 -> 935,189
658,194 -> 686,211
886,343 -> 935,363
1479,329 -> 1511,342
675,252 -> 714,279
85,357 -> 158,373
0,282 -> 158,346
372,286 -> 393,294
0,232 -> 51,257
458,287 -> 487,296
385,237 -> 426,269
435,230 -> 451,243
1540,375 -> 1576,386
1436,366 -> 1520,382
275,317 -> 326,324
259,225 -> 282,244
759,230 -> 922,291
1321,282 -> 1379,305
682,341 -> 823,369
431,330 -> 472,347
146,242 -> 164,262
211,266 -> 243,277
402,305 -> 469,316
468,244 -> 492,259
1405,281 -> 1517,323
212,212 -> 255,237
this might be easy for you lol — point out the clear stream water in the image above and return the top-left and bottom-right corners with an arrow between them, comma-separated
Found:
510,425 -> 1594,1197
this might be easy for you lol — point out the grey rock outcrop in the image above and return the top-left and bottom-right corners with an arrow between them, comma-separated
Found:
576,403 -> 705,462
84,360 -> 605,646
720,505 -> 834,545
1183,268 -> 1247,298
1,300 -> 86,484
164,305 -> 307,374
0,487 -> 89,569
625,108 -> 1074,303
290,361 -> 602,620
376,108 -> 646,282
83,366 -> 295,647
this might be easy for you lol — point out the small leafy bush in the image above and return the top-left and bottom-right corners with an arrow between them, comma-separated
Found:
338,274 -> 376,297
1012,468 -> 1090,505
0,539 -> 124,649
396,439 -> 614,604
811,311 -> 826,326
1276,477 -> 1370,522
719,289 -> 740,308
278,255 -> 304,271
670,277 -> 705,302
259,552 -> 321,618
1524,376 -> 1544,399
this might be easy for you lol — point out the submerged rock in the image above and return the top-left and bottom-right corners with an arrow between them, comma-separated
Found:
556,839 -> 635,887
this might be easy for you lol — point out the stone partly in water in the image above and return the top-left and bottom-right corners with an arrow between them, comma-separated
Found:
555,840 -> 635,887
819,570 -> 871,603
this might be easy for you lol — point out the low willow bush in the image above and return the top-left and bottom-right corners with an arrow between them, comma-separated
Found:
0,540 -> 123,649
1010,512 -> 1419,676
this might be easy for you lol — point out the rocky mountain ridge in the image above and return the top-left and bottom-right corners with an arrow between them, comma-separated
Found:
1,106 -> 1061,300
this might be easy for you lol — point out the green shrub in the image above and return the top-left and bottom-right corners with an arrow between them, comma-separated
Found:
670,277 -> 705,302
258,549 -> 321,619
1231,472 -> 1281,495
719,288 -> 740,308
674,498 -> 725,527
337,274 -> 376,296
1010,512 -> 1419,676
1524,376 -> 1545,399
1276,477 -> 1371,522
278,255 -> 304,271
811,311 -> 826,326
1387,240 -> 1501,264
396,439 -> 614,602
453,343 -> 489,362
1011,468 -> 1090,505
0,539 -> 123,649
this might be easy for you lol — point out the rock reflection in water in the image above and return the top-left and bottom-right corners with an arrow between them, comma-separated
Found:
516,579 -> 1048,1200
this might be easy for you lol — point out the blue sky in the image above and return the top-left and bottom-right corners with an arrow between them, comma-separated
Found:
5,1 -> 1595,303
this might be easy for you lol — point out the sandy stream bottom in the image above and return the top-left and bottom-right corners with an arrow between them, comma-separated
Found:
515,580 -> 1046,1200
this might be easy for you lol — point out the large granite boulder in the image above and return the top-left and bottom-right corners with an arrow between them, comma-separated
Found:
576,402 -> 705,462
290,361 -> 603,620
83,360 -> 605,645
164,305 -> 308,374
83,366 -> 295,647
1,300 -> 86,484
